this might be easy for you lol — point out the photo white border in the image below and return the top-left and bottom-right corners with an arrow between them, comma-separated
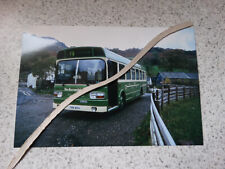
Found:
0,1 -> 224,168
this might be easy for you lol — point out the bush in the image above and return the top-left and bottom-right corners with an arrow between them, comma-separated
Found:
34,79 -> 54,95
37,79 -> 54,90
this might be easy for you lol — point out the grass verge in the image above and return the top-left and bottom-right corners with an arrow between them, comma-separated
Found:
161,97 -> 203,145
133,97 -> 203,146
133,112 -> 151,145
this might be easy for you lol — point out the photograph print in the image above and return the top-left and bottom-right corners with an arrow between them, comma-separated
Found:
14,26 -> 203,147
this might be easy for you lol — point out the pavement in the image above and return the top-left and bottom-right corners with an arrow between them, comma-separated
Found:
14,87 -> 150,147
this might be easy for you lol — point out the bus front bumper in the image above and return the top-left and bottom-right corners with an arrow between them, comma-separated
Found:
53,103 -> 107,113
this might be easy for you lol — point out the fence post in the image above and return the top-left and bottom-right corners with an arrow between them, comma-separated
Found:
176,86 -> 178,101
153,90 -> 155,100
183,87 -> 185,99
156,89 -> 159,100
155,89 -> 160,112
168,86 -> 170,104
161,87 -> 164,110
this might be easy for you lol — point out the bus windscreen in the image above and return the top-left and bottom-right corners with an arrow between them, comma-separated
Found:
56,59 -> 106,84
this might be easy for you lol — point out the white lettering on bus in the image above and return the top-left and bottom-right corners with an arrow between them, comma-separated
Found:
64,88 -> 80,92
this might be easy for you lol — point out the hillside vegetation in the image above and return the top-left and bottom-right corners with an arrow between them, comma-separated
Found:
20,46 -> 197,81
111,47 -> 198,76
19,42 -> 67,81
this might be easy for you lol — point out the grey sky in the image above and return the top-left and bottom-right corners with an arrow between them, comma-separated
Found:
23,26 -> 195,54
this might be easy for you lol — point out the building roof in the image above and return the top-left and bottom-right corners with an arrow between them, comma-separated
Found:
185,73 -> 199,80
158,72 -> 198,80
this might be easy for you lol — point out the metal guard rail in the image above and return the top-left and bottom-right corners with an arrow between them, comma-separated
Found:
150,93 -> 176,146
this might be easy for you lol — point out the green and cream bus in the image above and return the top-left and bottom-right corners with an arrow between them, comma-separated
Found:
53,47 -> 147,113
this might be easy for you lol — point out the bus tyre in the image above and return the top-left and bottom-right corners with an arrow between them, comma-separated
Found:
119,94 -> 125,110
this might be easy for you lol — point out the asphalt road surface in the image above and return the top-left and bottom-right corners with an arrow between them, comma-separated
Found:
14,87 -> 150,147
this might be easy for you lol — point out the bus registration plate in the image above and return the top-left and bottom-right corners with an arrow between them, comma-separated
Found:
68,105 -> 80,110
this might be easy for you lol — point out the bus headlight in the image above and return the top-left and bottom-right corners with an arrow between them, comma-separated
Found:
54,91 -> 63,98
90,91 -> 105,99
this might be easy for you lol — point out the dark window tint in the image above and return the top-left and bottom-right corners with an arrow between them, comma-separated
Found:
94,47 -> 105,56
77,59 -> 106,84
126,70 -> 131,80
56,60 -> 77,84
108,60 -> 118,78
136,69 -> 139,80
57,47 -> 105,59
57,51 -> 65,59
119,64 -> 125,80
56,59 -> 106,84
75,48 -> 92,57
132,69 -> 135,80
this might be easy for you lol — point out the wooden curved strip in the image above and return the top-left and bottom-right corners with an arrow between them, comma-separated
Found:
7,22 -> 193,169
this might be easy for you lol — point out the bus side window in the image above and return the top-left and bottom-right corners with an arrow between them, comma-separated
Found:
132,68 -> 135,80
119,64 -> 125,80
140,71 -> 143,80
136,69 -> 139,80
108,60 -> 118,78
126,70 -> 131,80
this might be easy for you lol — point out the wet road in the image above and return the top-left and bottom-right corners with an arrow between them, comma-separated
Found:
14,87 -> 150,147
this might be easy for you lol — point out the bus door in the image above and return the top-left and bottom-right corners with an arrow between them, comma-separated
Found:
107,60 -> 118,107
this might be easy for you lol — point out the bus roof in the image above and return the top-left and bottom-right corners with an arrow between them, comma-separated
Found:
57,47 -> 143,69
103,48 -> 142,69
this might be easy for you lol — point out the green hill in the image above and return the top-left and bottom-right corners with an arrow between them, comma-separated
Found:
110,47 -> 198,76
19,43 -> 67,81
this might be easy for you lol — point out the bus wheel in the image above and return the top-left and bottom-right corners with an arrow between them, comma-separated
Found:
119,94 -> 126,110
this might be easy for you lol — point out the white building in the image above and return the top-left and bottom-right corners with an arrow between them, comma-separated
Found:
27,73 -> 38,88
45,69 -> 55,83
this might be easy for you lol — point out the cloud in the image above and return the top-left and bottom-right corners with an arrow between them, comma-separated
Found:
155,27 -> 195,51
22,33 -> 57,54
25,26 -> 167,50
23,26 -> 196,52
